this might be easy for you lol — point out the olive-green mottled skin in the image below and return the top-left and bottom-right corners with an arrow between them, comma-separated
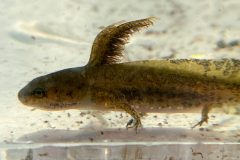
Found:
88,59 -> 240,109
18,17 -> 240,130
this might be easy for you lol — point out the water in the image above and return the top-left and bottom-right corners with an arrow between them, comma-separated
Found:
0,0 -> 240,159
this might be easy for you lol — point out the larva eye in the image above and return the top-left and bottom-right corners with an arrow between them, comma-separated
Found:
32,88 -> 46,98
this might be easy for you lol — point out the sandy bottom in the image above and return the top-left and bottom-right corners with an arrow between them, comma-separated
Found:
0,0 -> 240,159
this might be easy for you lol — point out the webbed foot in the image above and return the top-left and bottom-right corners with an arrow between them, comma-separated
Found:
126,119 -> 134,127
191,115 -> 208,129
192,105 -> 211,129
126,118 -> 142,133
113,102 -> 143,133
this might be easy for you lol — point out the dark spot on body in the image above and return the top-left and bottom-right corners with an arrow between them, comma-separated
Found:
120,88 -> 143,101
66,91 -> 73,98
53,88 -> 58,93
169,59 -> 189,64
213,60 -> 225,71
193,59 -> 211,74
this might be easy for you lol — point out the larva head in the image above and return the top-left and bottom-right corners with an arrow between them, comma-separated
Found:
18,68 -> 88,110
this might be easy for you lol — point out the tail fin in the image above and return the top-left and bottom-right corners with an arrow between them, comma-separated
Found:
88,17 -> 156,66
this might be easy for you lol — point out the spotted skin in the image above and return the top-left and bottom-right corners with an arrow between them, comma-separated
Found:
18,17 -> 240,131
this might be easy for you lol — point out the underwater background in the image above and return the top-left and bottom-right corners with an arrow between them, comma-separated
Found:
0,0 -> 240,159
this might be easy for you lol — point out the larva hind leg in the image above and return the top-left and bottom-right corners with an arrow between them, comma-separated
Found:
115,103 -> 142,132
192,105 -> 212,128
126,112 -> 146,129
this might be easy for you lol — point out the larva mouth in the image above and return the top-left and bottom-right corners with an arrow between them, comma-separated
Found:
18,88 -> 28,105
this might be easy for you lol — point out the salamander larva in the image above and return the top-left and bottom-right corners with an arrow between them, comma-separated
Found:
18,17 -> 240,131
